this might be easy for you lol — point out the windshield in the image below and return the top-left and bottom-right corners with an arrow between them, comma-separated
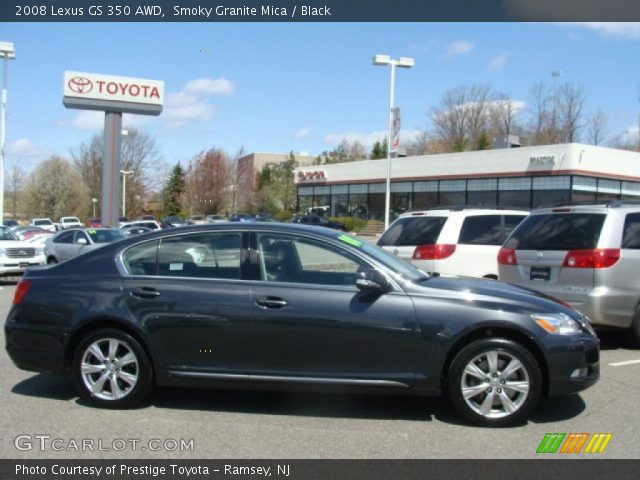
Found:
63,217 -> 80,223
0,226 -> 18,241
87,229 -> 125,244
34,219 -> 52,226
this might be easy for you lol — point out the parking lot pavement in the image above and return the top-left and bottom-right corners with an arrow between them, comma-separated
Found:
1,280 -> 639,459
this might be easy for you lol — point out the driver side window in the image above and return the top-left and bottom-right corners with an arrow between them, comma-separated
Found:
257,234 -> 367,286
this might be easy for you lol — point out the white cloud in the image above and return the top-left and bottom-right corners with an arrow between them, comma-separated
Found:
620,125 -> 640,144
5,138 -> 52,158
443,41 -> 475,57
162,91 -> 216,129
488,52 -> 509,70
324,130 -> 423,149
184,77 -> 234,95
294,127 -> 312,140
557,22 -> 640,40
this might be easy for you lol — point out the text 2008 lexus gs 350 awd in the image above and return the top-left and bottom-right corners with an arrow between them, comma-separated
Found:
5,223 -> 599,427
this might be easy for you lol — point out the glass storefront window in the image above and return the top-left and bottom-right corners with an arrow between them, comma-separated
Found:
467,190 -> 497,206
498,191 -> 530,208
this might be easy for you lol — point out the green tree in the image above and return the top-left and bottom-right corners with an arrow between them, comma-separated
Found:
474,132 -> 491,150
370,138 -> 388,159
162,163 -> 185,216
256,152 -> 297,213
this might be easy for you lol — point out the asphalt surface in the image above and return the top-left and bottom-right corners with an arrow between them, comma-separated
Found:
1,279 -> 639,459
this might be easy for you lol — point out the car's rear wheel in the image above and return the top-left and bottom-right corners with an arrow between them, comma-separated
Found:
447,338 -> 542,427
629,305 -> 640,348
72,329 -> 153,408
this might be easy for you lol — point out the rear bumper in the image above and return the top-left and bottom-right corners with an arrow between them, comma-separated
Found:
4,321 -> 70,376
545,334 -> 600,396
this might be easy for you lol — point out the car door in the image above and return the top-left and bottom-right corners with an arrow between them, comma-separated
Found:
50,230 -> 75,261
71,230 -> 91,258
120,230 -> 255,372
248,231 -> 419,387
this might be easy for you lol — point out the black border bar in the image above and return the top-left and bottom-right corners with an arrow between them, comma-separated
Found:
1,0 -> 640,22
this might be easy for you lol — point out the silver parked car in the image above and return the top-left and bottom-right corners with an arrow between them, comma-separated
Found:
498,202 -> 640,343
44,228 -> 125,264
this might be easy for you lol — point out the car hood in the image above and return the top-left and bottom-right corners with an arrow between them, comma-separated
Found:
404,275 -> 575,316
0,240 -> 36,249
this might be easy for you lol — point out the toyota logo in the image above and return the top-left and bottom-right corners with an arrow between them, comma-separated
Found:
68,76 -> 93,94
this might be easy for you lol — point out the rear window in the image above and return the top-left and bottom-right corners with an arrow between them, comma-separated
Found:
34,220 -> 52,226
504,213 -> 606,250
378,216 -> 447,247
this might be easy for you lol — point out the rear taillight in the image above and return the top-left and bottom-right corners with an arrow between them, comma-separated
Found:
413,244 -> 456,260
13,279 -> 32,305
497,247 -> 518,266
563,249 -> 620,269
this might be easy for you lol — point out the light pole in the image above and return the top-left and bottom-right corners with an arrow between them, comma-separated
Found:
91,198 -> 97,218
0,41 -> 16,225
373,54 -> 414,229
120,170 -> 133,218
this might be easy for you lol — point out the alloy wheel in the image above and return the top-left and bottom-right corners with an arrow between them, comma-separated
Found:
80,338 -> 139,401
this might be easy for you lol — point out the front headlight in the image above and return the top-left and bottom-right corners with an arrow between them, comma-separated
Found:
35,248 -> 44,255
0,248 -> 4,256
531,313 -> 581,335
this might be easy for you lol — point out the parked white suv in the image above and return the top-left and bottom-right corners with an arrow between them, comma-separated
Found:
30,218 -> 57,232
0,226 -> 46,276
378,207 -> 528,278
498,201 -> 640,342
58,216 -> 83,230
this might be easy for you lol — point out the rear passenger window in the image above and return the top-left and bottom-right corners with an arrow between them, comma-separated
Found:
458,215 -> 502,245
53,231 -> 75,244
157,232 -> 242,279
622,213 -> 640,249
378,216 -> 447,246
503,215 -> 526,238
123,240 -> 159,276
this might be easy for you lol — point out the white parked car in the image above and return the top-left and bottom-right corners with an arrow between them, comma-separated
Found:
58,216 -> 84,230
378,207 -> 529,279
0,226 -> 46,276
119,220 -> 162,231
30,218 -> 57,233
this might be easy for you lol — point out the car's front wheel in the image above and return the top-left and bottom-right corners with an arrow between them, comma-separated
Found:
447,338 -> 542,427
72,329 -> 153,408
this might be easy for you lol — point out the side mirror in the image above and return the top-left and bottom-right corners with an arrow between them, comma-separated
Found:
355,269 -> 391,293
76,237 -> 88,245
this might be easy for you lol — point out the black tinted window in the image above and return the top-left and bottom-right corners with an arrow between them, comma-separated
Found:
378,216 -> 447,246
458,215 -> 502,245
622,213 -> 640,249
123,240 -> 159,276
88,229 -> 124,244
54,231 -> 75,244
505,213 -> 605,250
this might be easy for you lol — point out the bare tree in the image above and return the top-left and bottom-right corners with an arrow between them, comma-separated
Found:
557,82 -> 587,143
527,82 -> 560,145
431,84 -> 493,151
489,92 -> 521,140
183,148 -> 231,216
22,156 -> 90,220
5,159 -> 26,219
587,109 -> 608,145
72,128 -> 164,218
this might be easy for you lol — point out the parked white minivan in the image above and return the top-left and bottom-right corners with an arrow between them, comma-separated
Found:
378,207 -> 528,278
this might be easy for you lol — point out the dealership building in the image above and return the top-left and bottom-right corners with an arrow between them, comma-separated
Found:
294,143 -> 640,220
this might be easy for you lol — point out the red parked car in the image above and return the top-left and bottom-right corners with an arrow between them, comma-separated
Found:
87,218 -> 102,228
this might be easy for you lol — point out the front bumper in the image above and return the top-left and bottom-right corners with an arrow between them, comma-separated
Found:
0,260 -> 43,277
545,333 -> 600,396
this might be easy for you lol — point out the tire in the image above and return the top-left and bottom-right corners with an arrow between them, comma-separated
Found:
629,306 -> 640,348
447,338 -> 542,427
47,257 -> 58,265
72,328 -> 153,408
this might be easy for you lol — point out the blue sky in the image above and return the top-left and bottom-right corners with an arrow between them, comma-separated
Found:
2,22 -> 639,174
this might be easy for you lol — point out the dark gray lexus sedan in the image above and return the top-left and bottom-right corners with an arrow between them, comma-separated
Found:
5,223 -> 599,427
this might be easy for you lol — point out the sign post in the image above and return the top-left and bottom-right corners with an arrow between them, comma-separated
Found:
63,71 -> 163,227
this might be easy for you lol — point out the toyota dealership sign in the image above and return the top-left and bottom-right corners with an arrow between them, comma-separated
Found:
63,71 -> 164,115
